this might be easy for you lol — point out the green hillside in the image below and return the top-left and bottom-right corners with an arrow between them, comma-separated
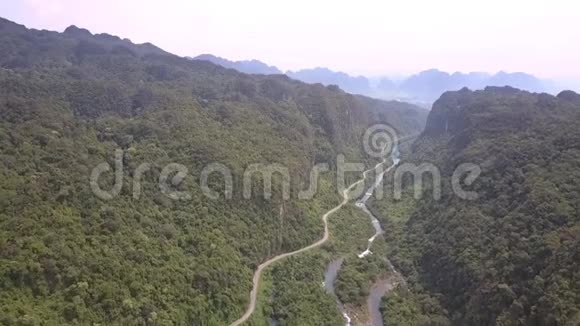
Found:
0,17 -> 427,324
369,87 -> 580,325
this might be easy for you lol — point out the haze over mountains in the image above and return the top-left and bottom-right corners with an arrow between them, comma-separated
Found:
192,54 -> 562,106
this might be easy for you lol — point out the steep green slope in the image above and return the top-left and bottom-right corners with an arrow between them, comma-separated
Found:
370,87 -> 580,325
0,18 -> 426,324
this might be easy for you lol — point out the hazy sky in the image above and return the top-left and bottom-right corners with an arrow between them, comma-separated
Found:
2,0 -> 580,79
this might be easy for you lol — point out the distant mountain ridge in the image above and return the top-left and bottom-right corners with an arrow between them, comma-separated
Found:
191,54 -> 283,75
286,67 -> 372,95
191,55 -> 378,95
192,54 -> 558,105
397,69 -> 549,102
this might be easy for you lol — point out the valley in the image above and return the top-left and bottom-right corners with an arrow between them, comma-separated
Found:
1,10 -> 579,326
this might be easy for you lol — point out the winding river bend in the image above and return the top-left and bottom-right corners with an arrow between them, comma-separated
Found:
323,258 -> 351,325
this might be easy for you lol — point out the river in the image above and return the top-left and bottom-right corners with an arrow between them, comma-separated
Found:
323,258 -> 351,325
324,144 -> 401,325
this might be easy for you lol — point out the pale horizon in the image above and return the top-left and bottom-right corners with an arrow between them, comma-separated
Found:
2,0 -> 580,81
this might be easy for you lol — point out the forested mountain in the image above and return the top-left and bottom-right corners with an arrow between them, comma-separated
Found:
191,54 -> 283,75
0,17 -> 427,324
369,87 -> 580,325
